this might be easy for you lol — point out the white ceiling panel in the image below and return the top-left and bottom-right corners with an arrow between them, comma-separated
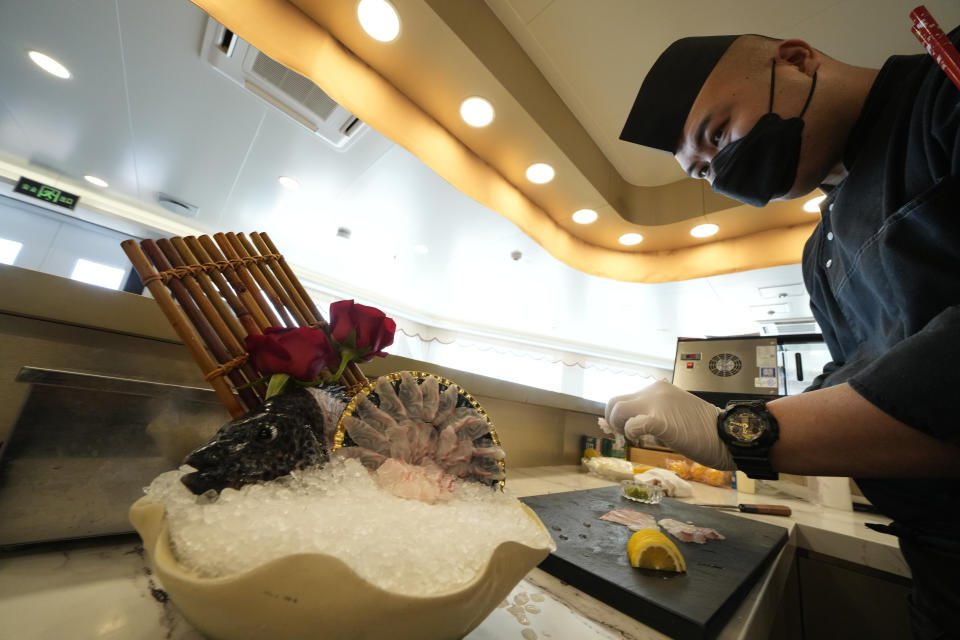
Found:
116,0 -> 267,227
222,110 -> 395,231
0,0 -> 139,197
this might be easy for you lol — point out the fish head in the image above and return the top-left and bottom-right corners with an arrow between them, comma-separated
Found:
180,388 -> 328,495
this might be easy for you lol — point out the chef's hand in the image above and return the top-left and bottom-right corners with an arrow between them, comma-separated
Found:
600,380 -> 734,470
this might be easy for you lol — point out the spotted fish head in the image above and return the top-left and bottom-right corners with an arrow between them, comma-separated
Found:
181,387 -> 328,495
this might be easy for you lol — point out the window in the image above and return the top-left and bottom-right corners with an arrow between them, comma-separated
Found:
70,258 -> 126,290
0,237 -> 23,265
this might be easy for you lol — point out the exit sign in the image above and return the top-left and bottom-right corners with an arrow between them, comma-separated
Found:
14,177 -> 79,210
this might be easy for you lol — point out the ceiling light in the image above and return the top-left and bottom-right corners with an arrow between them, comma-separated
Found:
413,244 -> 429,254
28,50 -> 71,79
803,195 -> 826,212
357,0 -> 400,42
572,209 -> 598,224
525,163 -> 554,184
690,223 -> 719,238
278,176 -> 300,190
70,259 -> 125,290
618,233 -> 643,246
83,174 -> 108,188
460,97 -> 494,127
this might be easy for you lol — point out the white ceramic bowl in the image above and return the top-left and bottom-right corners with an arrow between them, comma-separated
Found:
130,497 -> 553,640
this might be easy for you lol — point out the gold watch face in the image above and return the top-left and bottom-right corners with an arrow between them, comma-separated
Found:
726,407 -> 766,443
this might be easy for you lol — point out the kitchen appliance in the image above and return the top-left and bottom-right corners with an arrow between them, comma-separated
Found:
672,335 -> 832,408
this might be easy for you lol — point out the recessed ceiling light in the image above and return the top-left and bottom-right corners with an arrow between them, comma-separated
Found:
525,163 -> 554,184
83,174 -> 108,188
413,244 -> 429,254
27,50 -> 71,79
460,97 -> 494,127
690,223 -> 719,238
572,209 -> 598,224
278,176 -> 300,190
357,0 -> 400,42
803,195 -> 826,212
618,233 -> 643,246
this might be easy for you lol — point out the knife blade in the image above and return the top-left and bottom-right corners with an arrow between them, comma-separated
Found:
698,503 -> 792,517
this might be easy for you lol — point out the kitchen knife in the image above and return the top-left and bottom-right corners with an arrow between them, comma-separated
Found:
698,503 -> 792,517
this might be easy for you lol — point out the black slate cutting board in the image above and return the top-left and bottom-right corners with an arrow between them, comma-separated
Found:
522,486 -> 788,640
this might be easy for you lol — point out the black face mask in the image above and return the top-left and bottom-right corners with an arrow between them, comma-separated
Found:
710,60 -> 817,207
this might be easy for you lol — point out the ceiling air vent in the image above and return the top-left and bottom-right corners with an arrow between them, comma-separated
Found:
760,321 -> 821,336
200,18 -> 367,151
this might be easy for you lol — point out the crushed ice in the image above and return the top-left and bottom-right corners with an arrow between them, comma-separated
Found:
144,457 -> 552,596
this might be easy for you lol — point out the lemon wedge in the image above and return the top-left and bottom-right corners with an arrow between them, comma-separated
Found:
627,529 -> 686,572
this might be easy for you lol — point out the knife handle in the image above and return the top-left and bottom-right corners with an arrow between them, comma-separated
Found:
740,504 -> 792,517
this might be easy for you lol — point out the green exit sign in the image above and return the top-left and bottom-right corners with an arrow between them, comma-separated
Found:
14,177 -> 79,210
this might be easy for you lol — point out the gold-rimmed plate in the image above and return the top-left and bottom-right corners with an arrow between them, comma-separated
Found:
334,371 -> 505,487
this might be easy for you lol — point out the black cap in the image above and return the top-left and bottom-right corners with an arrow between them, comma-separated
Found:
620,35 -> 740,154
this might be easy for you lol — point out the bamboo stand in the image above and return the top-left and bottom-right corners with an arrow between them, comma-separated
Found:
122,232 -> 368,418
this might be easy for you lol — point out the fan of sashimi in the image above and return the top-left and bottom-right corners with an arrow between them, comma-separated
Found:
334,371 -> 505,502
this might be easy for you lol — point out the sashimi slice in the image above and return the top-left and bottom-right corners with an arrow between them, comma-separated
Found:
658,518 -> 725,544
599,509 -> 659,531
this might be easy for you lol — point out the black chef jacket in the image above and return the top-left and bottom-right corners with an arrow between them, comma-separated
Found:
801,27 -> 960,639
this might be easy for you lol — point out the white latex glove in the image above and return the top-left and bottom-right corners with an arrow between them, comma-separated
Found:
600,380 -> 734,470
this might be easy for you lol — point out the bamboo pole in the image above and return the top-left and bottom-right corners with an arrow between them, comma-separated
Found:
184,236 -> 265,336
141,240 -> 261,412
197,235 -> 275,330
157,238 -> 266,401
246,232 -> 318,326
258,232 -> 325,324
224,232 -> 300,327
121,239 -> 245,418
210,233 -> 284,328
236,232 -> 310,326
169,237 -> 246,345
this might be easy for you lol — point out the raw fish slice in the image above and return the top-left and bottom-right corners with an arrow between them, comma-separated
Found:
657,519 -> 725,544
386,424 -> 412,462
398,371 -> 424,421
343,417 -> 392,456
420,375 -> 440,422
435,425 -> 459,461
472,446 -> 506,461
401,417 -> 436,464
333,446 -> 386,470
599,509 -> 659,531
375,458 -> 455,504
440,407 -> 488,441
432,384 -> 459,425
375,376 -> 408,420
356,396 -> 401,434
305,385 -> 349,450
438,437 -> 474,467
468,462 -> 505,482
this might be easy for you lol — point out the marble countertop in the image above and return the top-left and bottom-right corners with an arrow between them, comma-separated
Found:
0,466 -> 906,640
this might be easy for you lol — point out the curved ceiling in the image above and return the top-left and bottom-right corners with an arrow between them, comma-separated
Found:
187,0 -> 957,282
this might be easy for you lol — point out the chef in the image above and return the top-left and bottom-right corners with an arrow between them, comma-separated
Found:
607,29 -> 960,639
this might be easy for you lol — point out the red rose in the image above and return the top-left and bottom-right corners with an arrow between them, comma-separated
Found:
245,327 -> 337,382
329,300 -> 396,361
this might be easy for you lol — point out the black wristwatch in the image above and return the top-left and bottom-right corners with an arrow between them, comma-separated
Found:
717,400 -> 780,480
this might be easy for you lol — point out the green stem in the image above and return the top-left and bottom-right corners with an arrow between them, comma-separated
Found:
331,353 -> 351,382
265,373 -> 291,399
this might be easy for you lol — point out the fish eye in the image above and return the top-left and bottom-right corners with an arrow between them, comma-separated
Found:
697,164 -> 710,179
256,425 -> 278,442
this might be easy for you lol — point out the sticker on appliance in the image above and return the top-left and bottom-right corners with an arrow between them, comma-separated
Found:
756,345 -> 777,368
754,377 -> 777,388
759,367 -> 776,378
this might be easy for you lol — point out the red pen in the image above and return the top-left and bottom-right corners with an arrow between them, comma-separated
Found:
910,5 -> 960,91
